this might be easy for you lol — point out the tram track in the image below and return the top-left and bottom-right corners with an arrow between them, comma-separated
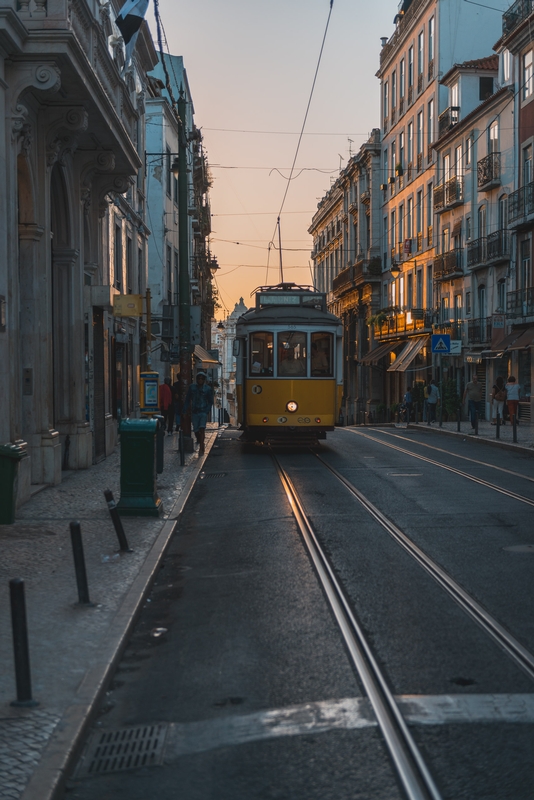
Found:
273,445 -> 534,798
342,428 -> 534,508
272,452 -> 443,800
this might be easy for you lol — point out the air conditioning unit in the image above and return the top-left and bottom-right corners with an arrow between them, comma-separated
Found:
380,183 -> 387,191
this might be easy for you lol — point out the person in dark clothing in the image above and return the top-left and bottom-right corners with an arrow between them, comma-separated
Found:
159,377 -> 173,434
183,372 -> 214,455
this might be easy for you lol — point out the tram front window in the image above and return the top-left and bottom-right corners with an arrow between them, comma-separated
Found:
250,332 -> 273,376
278,332 -> 307,376
311,332 -> 333,376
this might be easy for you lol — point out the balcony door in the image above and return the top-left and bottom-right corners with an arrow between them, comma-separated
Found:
523,145 -> 532,186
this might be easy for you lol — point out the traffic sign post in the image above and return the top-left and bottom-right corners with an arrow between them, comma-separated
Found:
431,334 -> 451,354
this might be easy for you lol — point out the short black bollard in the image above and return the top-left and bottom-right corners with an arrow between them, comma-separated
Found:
496,412 -> 500,439
513,414 -> 518,443
178,429 -> 185,466
70,521 -> 91,605
104,489 -> 132,552
457,407 -> 461,432
10,578 -> 38,707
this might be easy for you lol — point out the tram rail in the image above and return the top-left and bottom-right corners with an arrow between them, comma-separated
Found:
342,428 -> 534,509
273,443 -> 534,797
272,452 -> 443,800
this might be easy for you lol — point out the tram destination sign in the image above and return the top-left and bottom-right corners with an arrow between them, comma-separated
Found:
258,293 -> 300,305
431,334 -> 451,353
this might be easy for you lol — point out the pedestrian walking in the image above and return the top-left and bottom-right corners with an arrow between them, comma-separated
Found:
403,386 -> 413,422
505,375 -> 520,425
463,374 -> 483,429
158,377 -> 173,434
491,376 -> 506,425
426,379 -> 440,423
183,371 -> 214,455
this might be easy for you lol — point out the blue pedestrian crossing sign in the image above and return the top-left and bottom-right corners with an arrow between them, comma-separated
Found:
431,334 -> 451,353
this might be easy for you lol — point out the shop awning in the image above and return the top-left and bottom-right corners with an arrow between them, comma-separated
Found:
506,328 -> 534,350
387,336 -> 428,372
360,340 -> 403,364
194,345 -> 220,365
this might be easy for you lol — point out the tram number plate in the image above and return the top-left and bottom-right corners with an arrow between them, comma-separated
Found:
298,417 -> 311,423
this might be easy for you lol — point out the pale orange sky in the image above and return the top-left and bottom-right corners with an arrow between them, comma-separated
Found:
148,0 -> 400,316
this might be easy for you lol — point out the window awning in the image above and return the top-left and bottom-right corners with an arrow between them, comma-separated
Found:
482,328 -> 534,358
360,340 -> 403,364
387,336 -> 428,372
194,345 -> 220,365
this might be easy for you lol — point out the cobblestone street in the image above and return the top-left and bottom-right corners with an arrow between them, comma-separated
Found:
0,429 -> 216,800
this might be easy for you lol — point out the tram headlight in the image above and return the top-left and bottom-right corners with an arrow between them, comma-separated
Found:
286,401 -> 298,413
262,417 -> 269,423
315,417 -> 321,424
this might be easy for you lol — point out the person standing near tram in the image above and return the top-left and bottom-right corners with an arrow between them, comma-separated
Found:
183,371 -> 214,455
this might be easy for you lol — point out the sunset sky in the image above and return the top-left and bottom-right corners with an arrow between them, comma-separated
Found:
148,0 -> 401,315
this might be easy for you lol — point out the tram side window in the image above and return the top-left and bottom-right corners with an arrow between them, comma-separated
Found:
250,332 -> 273,376
278,331 -> 307,376
311,332 -> 333,376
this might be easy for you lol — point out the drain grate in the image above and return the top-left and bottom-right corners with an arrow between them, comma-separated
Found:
76,723 -> 168,778
204,472 -> 227,479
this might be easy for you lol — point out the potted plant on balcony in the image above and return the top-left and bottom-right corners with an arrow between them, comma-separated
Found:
368,311 -> 387,328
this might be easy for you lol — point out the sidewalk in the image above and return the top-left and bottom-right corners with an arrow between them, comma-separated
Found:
0,425 -> 219,800
406,417 -> 534,453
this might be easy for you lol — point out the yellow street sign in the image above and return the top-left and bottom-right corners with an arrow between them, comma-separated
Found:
113,294 -> 143,317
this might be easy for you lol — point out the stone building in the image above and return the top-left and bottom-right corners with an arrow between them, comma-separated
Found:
0,0 -> 158,505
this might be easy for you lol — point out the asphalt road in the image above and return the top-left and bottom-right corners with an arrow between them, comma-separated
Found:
64,427 -> 534,800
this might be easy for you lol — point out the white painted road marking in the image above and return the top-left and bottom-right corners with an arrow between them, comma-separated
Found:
163,694 -> 534,760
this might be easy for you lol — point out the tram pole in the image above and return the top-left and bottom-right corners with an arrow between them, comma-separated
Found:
178,87 -> 193,451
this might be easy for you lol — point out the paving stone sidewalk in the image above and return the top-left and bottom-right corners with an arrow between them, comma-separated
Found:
0,427 -> 218,800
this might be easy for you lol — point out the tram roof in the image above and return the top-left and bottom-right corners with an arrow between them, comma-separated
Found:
236,303 -> 340,328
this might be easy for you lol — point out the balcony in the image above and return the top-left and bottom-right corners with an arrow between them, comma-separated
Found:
434,176 -> 464,211
503,0 -> 533,37
360,188 -> 371,205
408,86 -> 414,105
332,257 -> 382,296
417,73 -> 424,94
508,181 -> 534,223
467,237 -> 487,269
374,309 -> 433,340
428,59 -> 434,81
434,249 -> 463,280
417,152 -> 423,172
507,287 -> 534,318
467,317 -> 492,344
434,321 -> 465,341
487,229 -> 510,262
477,152 -> 501,190
438,106 -> 460,138
427,225 -> 433,247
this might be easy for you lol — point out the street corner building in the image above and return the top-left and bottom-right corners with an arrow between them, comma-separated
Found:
0,0 -> 216,511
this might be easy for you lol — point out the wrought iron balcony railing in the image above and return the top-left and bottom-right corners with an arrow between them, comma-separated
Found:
438,106 -> 460,137
467,317 -> 492,344
467,237 -> 487,268
477,152 -> 501,189
508,181 -> 534,222
503,0 -> 533,37
434,249 -> 463,279
507,287 -> 534,317
487,229 -> 510,262
434,176 -> 464,211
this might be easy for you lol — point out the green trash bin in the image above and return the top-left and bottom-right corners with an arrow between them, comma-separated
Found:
0,444 -> 27,524
116,418 -> 163,517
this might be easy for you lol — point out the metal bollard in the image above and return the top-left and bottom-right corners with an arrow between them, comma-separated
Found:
513,414 -> 518,443
496,412 -> 500,439
457,406 -> 461,432
69,521 -> 91,605
10,578 -> 38,707
104,489 -> 132,552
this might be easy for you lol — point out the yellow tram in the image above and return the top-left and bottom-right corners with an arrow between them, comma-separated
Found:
234,283 -> 343,444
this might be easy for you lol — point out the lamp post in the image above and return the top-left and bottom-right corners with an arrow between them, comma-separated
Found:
217,320 -> 225,425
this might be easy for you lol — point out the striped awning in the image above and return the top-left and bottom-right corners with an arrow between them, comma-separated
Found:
194,345 -> 220,365
360,340 -> 403,364
387,336 -> 428,372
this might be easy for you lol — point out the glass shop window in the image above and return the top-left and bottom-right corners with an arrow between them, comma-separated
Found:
277,331 -> 307,377
311,332 -> 334,376
249,332 -> 273,376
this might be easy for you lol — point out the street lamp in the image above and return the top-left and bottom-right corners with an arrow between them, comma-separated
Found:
145,152 -> 180,178
390,260 -> 401,276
